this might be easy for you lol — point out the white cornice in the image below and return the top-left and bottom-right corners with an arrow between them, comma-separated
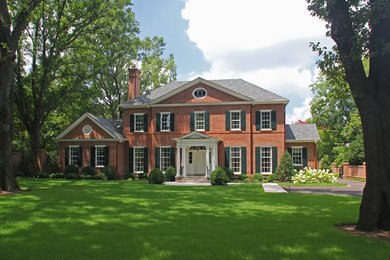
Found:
56,138 -> 125,142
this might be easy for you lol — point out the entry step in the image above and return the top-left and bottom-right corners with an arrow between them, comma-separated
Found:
262,183 -> 287,193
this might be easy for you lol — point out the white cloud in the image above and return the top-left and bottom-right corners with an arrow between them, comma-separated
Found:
286,97 -> 313,124
181,0 -> 332,115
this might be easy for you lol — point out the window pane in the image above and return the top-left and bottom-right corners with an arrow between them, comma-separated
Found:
231,111 -> 241,130
160,147 -> 171,172
292,148 -> 302,165
69,147 -> 79,165
261,147 -> 271,173
134,147 -> 144,172
195,112 -> 205,131
261,111 -> 271,129
161,114 -> 170,131
230,147 -> 241,173
96,146 -> 105,167
135,114 -> 144,132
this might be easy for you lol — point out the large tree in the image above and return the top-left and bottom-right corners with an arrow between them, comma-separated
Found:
0,0 -> 42,191
307,0 -> 390,231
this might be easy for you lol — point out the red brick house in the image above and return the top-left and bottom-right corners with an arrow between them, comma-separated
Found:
56,68 -> 320,179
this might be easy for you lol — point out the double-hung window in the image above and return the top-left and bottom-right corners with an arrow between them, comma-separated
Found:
230,111 -> 241,130
261,146 -> 272,174
69,146 -> 79,166
134,147 -> 145,173
292,147 -> 303,166
134,114 -> 145,132
230,147 -> 241,174
261,111 -> 271,130
160,147 -> 171,172
161,113 -> 170,131
195,112 -> 205,131
95,145 -> 106,167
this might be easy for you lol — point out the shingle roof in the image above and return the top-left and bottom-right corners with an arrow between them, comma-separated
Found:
88,113 -> 126,140
120,78 -> 288,106
286,124 -> 320,141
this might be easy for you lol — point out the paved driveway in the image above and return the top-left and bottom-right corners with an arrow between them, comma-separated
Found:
282,178 -> 365,197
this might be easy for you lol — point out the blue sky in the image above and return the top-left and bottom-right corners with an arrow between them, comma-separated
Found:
132,0 -> 333,122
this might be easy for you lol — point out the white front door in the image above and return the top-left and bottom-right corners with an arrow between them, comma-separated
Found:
188,150 -> 206,176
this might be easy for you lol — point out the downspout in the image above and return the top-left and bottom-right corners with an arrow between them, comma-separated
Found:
148,104 -> 152,174
314,141 -> 317,169
116,142 -> 119,178
250,102 -> 254,176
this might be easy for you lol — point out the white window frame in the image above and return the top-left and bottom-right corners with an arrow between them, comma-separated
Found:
291,146 -> 303,166
260,110 -> 272,130
160,146 -> 171,172
95,145 -> 106,167
192,88 -> 207,99
134,113 -> 145,132
69,145 -> 79,166
133,146 -> 145,173
194,111 -> 205,131
230,110 -> 241,131
230,146 -> 242,174
261,146 -> 272,174
160,112 -> 171,132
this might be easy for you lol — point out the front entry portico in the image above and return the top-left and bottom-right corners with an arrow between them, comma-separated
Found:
172,132 -> 220,178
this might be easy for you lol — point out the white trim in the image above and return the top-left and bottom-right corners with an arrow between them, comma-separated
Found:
230,110 -> 241,131
83,125 -> 92,135
159,146 -> 172,172
150,77 -> 253,105
57,139 -> 121,142
260,146 -> 272,175
134,113 -> 145,133
229,146 -> 242,174
160,112 -> 171,132
286,140 -> 318,143
95,145 -> 106,168
119,100 -> 288,108
68,145 -> 80,166
291,146 -> 303,166
194,111 -> 205,131
192,87 -> 207,99
259,110 -> 272,130
133,146 -> 145,173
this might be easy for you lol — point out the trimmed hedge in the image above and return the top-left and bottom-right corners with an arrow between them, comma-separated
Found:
210,167 -> 229,186
81,166 -> 96,176
266,174 -> 277,183
123,172 -> 135,180
224,168 -> 235,181
165,166 -> 176,181
251,173 -> 264,183
101,166 -> 116,180
148,168 -> 164,184
64,164 -> 79,175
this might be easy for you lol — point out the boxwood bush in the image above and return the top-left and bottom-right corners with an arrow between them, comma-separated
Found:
165,166 -> 176,181
138,172 -> 147,180
123,172 -> 135,180
101,166 -> 116,180
210,167 -> 229,186
81,166 -> 96,176
251,173 -> 264,183
224,167 -> 235,181
148,168 -> 164,184
64,164 -> 79,175
238,173 -> 250,183
42,154 -> 60,174
266,174 -> 277,182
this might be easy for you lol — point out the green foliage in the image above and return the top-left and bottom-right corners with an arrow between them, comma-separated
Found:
81,166 -> 96,176
138,172 -> 147,180
251,173 -> 264,183
64,173 -> 79,180
266,174 -> 277,183
292,168 -> 337,184
237,173 -> 250,182
42,154 -> 60,174
64,165 -> 79,175
319,155 -> 333,171
224,167 -> 235,181
210,167 -> 229,186
164,166 -> 176,181
50,173 -> 64,179
101,166 -> 116,180
148,168 -> 164,184
17,153 -> 38,176
345,135 -> 365,165
275,151 -> 295,182
123,172 -> 135,180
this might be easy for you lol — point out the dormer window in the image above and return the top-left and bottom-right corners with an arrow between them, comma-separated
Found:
192,88 -> 207,99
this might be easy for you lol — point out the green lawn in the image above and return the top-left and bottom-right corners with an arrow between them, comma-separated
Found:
1,179 -> 388,259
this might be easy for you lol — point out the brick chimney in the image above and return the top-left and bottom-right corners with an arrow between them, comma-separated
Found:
128,66 -> 141,100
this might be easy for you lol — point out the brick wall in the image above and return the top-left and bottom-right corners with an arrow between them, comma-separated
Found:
331,162 -> 366,179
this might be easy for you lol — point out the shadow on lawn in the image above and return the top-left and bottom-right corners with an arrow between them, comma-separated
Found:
0,179 -> 389,259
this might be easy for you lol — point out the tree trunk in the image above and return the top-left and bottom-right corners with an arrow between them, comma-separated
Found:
0,55 -> 20,192
29,123 -> 42,172
355,90 -> 390,231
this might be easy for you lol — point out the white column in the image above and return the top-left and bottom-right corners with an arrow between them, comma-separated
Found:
176,144 -> 181,177
182,145 -> 187,176
205,145 -> 210,177
212,143 -> 217,172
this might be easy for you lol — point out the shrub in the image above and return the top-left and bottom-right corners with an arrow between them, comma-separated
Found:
42,154 -> 60,174
224,168 -> 235,181
319,155 -> 333,172
64,164 -> 79,175
18,153 -> 38,177
210,167 -> 229,186
165,166 -> 176,181
80,174 -> 91,180
101,166 -> 116,180
275,151 -> 294,181
38,172 -> 49,178
50,173 -> 64,179
292,167 -> 338,184
81,166 -> 96,176
123,172 -> 135,180
251,173 -> 264,183
148,168 -> 164,184
238,173 -> 250,182
138,172 -> 146,180
266,174 -> 277,183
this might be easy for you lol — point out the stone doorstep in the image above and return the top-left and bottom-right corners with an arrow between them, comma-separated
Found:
262,183 -> 288,193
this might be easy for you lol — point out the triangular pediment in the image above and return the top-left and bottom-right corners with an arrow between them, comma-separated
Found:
179,132 -> 213,140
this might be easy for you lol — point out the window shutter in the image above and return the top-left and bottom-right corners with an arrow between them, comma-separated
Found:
256,111 -> 261,130
156,113 -> 161,132
129,147 -> 134,173
91,147 -> 95,167
190,112 -> 195,131
77,147 -> 82,167
224,147 -> 230,168
287,147 -> 292,155
255,146 -> 261,173
143,147 -> 148,173
225,111 -> 230,131
241,146 -> 247,174
170,113 -> 175,131
302,147 -> 308,167
170,147 -> 175,167
155,147 -> 160,169
205,111 -> 210,131
130,114 -> 134,132
104,146 -> 109,166
65,147 -> 69,167
143,114 -> 148,132
241,110 -> 246,130
271,110 -> 277,130
272,147 -> 278,173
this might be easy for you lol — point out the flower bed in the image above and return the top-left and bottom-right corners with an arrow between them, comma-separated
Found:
292,167 -> 338,184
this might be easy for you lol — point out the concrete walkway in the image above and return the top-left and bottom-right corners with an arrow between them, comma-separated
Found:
262,183 -> 287,193
281,178 -> 365,197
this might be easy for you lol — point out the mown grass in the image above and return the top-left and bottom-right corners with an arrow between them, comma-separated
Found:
1,179 -> 388,259
346,177 -> 366,182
